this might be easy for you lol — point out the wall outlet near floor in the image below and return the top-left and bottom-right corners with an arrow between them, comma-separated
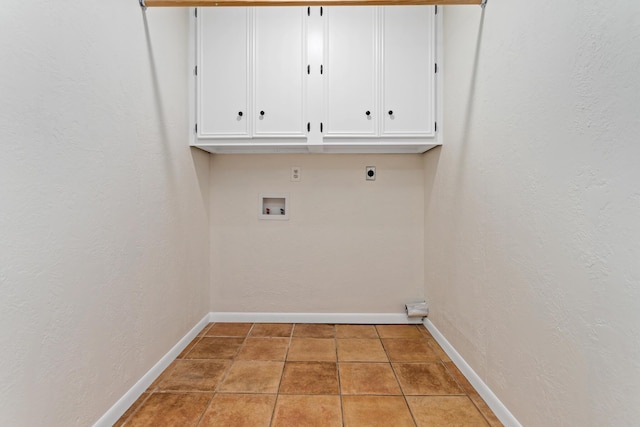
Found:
291,167 -> 301,182
366,166 -> 376,181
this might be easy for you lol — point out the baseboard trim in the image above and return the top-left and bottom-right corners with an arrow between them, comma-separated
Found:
92,313 -> 211,427
209,311 -> 423,324
423,319 -> 522,427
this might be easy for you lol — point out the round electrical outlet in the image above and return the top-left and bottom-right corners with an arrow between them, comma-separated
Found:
366,166 -> 376,181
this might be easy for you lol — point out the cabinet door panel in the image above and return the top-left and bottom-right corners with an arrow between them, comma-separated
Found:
254,7 -> 306,137
324,7 -> 377,137
382,6 -> 435,136
198,8 -> 250,138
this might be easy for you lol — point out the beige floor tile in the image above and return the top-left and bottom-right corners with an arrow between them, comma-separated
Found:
407,396 -> 489,426
123,392 -> 211,427
394,363 -> 464,395
185,337 -> 244,359
337,339 -> 388,362
382,338 -> 439,362
236,338 -> 289,361
156,360 -> 230,392
218,361 -> 284,393
250,323 -> 293,337
279,362 -> 339,394
376,325 -> 423,339
293,324 -> 335,338
272,395 -> 342,427
287,338 -> 336,361
205,323 -> 253,337
339,363 -> 401,395
342,396 -> 415,427
198,394 -> 276,427
336,324 -> 379,339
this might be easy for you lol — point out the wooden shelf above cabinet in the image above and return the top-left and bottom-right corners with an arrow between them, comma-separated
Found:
144,0 -> 481,6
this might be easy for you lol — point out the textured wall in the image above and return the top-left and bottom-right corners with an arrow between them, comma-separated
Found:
426,1 -> 640,425
0,2 -> 209,426
210,154 -> 424,313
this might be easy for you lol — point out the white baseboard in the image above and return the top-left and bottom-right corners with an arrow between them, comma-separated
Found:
92,313 -> 211,427
209,312 -> 423,324
423,319 -> 522,427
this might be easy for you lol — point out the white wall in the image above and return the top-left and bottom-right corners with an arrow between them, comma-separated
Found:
426,1 -> 640,425
0,2 -> 209,426
210,154 -> 424,313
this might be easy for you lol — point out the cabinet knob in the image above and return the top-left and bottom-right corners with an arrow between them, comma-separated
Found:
238,111 -> 243,117
365,111 -> 371,116
388,110 -> 394,116
260,110 -> 265,116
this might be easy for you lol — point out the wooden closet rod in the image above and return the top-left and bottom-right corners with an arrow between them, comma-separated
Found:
141,0 -> 485,7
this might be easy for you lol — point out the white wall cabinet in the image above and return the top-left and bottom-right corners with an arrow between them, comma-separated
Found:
254,7 -> 307,138
193,6 -> 439,154
197,8 -> 250,138
381,6 -> 435,137
323,6 -> 378,138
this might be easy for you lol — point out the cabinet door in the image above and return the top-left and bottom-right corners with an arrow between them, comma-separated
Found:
381,6 -> 435,137
198,8 -> 250,138
254,7 -> 306,137
324,7 -> 378,137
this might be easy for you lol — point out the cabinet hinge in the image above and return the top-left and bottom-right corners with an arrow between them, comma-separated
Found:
195,8 -> 197,18
434,122 -> 437,132
435,63 -> 438,74
307,122 -> 310,132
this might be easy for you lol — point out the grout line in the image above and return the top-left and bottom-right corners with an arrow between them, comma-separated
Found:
267,323 -> 294,427
466,391 -> 496,426
385,344 -> 418,426
268,395 -> 279,427
193,392 -> 216,427
442,361 -> 468,392
179,335 -> 203,359
147,361 -> 179,392
116,391 -> 153,427
213,354 -> 239,394
246,322 -> 256,335
335,327 -> 345,427
198,322 -> 214,337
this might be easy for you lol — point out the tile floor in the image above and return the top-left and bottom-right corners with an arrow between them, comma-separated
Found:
115,323 -> 503,427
